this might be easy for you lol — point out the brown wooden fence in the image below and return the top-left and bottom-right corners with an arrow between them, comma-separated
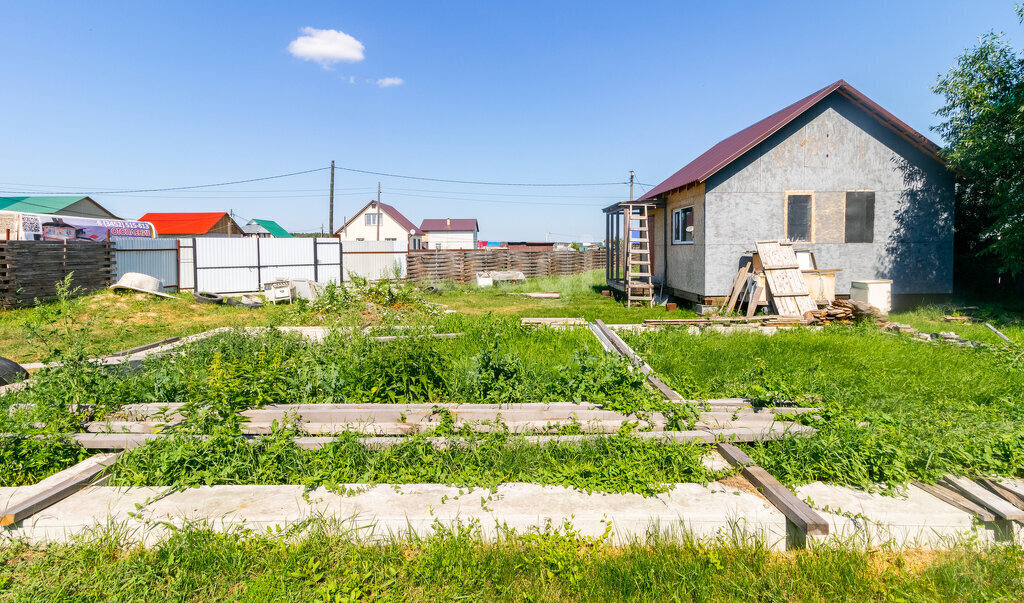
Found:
407,248 -> 605,284
0,241 -> 115,308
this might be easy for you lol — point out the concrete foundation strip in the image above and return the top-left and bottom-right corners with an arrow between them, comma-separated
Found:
717,442 -> 829,537
68,425 -> 817,450
1,453 -> 120,527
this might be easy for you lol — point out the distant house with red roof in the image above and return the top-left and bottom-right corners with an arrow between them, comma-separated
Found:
335,201 -> 424,250
420,218 -> 479,250
139,212 -> 244,238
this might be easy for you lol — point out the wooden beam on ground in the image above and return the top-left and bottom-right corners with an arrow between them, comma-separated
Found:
593,320 -> 684,401
977,478 -> 1024,510
913,481 -> 997,522
942,476 -> 1024,521
1,453 -> 120,527
717,442 -> 828,536
985,323 -> 1015,346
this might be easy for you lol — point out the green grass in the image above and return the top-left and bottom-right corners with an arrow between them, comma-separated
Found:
428,270 -> 697,323
626,325 -> 1024,489
3,523 -> 1024,601
106,430 -> 718,495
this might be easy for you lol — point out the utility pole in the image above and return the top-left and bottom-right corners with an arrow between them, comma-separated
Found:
328,160 -> 335,235
629,170 -> 634,202
376,181 -> 382,241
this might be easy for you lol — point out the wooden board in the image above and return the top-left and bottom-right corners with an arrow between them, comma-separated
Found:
754,241 -> 817,317
717,443 -> 828,536
1,453 -> 120,527
942,476 -> 1024,521
723,261 -> 751,314
913,481 -> 997,522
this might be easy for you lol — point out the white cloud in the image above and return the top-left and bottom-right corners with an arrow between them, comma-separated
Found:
288,27 -> 365,68
376,77 -> 404,88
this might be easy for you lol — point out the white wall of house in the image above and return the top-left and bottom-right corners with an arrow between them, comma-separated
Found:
338,204 -> 414,248
423,230 -> 478,250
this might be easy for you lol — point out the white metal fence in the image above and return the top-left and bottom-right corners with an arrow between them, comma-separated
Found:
112,238 -> 406,294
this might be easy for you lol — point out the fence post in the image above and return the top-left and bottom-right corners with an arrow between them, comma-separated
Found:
255,237 -> 262,292
192,237 -> 199,292
313,239 -> 319,282
175,239 -> 181,290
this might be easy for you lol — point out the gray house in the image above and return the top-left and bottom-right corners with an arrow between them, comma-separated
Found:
604,80 -> 954,307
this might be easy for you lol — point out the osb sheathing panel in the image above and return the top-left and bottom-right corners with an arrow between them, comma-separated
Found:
664,183 -> 704,296
814,191 -> 845,244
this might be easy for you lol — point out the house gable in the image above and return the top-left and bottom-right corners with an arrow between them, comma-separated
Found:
700,91 -> 954,297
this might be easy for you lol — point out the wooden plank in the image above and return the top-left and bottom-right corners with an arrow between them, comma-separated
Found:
716,442 -> 754,466
913,481 -> 997,522
745,283 -> 762,318
942,476 -> 1024,521
985,323 -> 1015,346
977,478 -> 1024,510
1,453 -> 120,527
723,262 -> 751,314
715,445 -> 827,535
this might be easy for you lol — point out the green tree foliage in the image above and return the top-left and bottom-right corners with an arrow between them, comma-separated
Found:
933,6 -> 1024,275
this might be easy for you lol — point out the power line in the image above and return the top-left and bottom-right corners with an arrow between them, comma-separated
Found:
333,166 -> 626,187
0,166 -> 332,195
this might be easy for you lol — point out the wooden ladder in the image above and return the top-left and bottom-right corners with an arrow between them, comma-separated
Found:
626,204 -> 654,307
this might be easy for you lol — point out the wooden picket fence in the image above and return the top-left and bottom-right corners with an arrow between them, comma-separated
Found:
0,241 -> 115,308
407,248 -> 605,284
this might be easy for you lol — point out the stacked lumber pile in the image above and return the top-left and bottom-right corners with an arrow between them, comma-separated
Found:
803,299 -> 886,326
0,241 -> 115,308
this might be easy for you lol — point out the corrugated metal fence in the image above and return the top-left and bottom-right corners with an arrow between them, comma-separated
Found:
112,238 -> 406,294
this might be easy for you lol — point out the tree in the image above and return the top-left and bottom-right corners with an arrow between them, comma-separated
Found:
933,6 -> 1024,277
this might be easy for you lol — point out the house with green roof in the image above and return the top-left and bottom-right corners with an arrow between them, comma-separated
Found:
0,196 -> 122,219
241,219 -> 292,238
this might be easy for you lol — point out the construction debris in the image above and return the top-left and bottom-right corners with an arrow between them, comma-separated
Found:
803,299 -> 886,326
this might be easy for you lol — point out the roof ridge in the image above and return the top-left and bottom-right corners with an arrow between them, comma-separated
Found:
638,80 -> 942,201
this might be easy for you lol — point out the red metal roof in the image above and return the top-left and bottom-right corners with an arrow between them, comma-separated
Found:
639,80 -> 944,201
420,218 -> 479,232
138,212 -> 231,235
380,203 -> 423,235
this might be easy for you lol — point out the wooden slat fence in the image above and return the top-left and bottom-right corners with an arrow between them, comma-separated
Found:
0,241 -> 115,308
407,248 -> 605,284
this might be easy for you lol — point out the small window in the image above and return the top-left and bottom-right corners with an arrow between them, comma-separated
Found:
356,237 -> 365,241
845,191 -> 875,243
385,237 -> 397,241
786,194 -> 812,242
672,207 -> 694,243
365,213 -> 378,226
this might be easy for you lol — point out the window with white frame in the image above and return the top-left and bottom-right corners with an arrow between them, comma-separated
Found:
672,207 -> 694,243
365,213 -> 378,226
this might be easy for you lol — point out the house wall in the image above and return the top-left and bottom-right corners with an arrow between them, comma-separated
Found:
650,207 -> 666,284
663,183 -> 705,299
702,93 -> 954,298
338,204 -> 413,246
424,230 -> 478,250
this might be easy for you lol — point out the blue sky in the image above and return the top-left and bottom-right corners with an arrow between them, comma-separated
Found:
1,1 -> 1020,240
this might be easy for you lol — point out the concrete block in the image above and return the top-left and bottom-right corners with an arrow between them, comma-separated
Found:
798,482 -> 1015,549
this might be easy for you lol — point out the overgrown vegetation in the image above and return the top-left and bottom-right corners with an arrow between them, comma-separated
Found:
3,523 -> 1024,601
107,428 -> 717,496
626,325 -> 1024,490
